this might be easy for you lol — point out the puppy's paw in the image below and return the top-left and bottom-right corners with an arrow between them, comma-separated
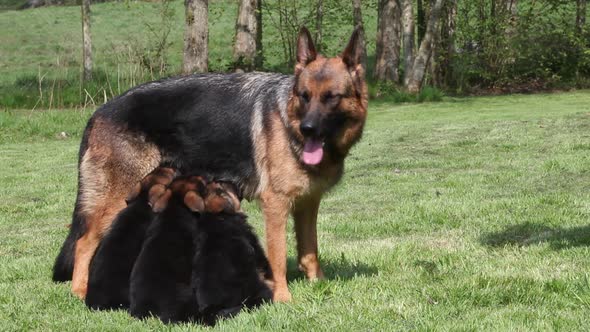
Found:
204,182 -> 241,213
168,176 -> 207,213
125,167 -> 178,205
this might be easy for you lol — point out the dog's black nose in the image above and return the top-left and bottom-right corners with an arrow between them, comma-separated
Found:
300,121 -> 316,137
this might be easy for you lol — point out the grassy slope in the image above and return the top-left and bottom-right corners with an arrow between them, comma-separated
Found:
0,1 -> 376,82
0,0 -> 379,108
1,91 -> 590,330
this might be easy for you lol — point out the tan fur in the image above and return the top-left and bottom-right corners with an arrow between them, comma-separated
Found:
266,113 -> 310,197
259,189 -> 292,302
249,103 -> 270,198
293,194 -> 324,280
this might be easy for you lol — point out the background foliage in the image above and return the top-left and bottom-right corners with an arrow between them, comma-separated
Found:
452,0 -> 590,93
0,0 -> 588,109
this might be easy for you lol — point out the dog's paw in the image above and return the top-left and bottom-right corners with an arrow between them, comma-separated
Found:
272,287 -> 292,303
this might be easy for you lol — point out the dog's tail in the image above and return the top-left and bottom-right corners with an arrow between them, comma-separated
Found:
52,121 -> 93,282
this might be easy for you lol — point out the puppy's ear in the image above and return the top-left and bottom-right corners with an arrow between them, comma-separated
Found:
151,188 -> 172,213
295,27 -> 317,75
184,191 -> 205,213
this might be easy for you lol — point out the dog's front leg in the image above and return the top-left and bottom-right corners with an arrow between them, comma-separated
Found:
293,194 -> 324,281
260,190 -> 292,302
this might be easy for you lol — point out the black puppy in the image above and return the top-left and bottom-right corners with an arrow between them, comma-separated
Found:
129,177 -> 272,324
192,210 -> 273,325
129,176 -> 206,323
85,167 -> 177,310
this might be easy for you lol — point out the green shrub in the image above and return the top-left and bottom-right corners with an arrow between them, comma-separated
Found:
369,80 -> 443,103
416,86 -> 444,102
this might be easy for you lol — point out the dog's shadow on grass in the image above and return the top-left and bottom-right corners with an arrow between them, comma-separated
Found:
480,222 -> 590,250
286,253 -> 378,282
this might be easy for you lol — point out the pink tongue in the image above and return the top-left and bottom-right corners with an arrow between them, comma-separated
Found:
302,139 -> 324,165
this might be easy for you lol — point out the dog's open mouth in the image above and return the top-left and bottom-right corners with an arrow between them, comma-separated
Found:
302,139 -> 324,165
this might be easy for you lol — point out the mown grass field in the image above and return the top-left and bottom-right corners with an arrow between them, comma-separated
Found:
1,91 -> 589,330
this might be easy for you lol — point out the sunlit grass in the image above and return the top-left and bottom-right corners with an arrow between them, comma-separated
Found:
1,91 -> 590,330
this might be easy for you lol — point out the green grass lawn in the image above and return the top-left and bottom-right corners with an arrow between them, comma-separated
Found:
1,91 -> 590,330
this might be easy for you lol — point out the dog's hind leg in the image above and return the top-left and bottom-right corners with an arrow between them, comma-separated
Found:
293,194 -> 324,281
69,120 -> 161,299
71,180 -> 127,299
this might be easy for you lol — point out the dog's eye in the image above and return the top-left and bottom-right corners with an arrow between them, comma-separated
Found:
323,92 -> 341,103
300,91 -> 310,103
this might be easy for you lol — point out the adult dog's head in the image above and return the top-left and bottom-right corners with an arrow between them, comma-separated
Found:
288,27 -> 368,167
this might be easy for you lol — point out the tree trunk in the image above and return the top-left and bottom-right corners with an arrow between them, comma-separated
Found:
233,0 -> 262,71
577,0 -> 587,37
374,0 -> 401,83
183,0 -> 208,74
314,0 -> 324,52
81,0 -> 92,82
442,0 -> 457,88
431,0 -> 455,88
352,0 -> 367,69
477,0 -> 485,55
407,0 -> 444,93
417,0 -> 425,45
430,0 -> 459,89
402,0 -> 414,86
505,0 -> 517,37
428,23 -> 440,87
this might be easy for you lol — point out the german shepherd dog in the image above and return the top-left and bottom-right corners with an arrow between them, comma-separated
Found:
52,27 -> 368,302
129,175 -> 270,324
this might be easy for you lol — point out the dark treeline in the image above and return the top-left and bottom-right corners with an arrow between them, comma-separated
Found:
336,0 -> 589,94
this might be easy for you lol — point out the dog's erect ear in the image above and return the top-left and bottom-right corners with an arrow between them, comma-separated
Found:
341,27 -> 365,72
341,27 -> 366,94
295,27 -> 317,75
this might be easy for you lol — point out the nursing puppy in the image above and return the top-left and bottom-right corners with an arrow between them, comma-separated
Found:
53,27 -> 368,302
84,167 -> 176,311
129,176 -> 262,324
192,200 -> 272,325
